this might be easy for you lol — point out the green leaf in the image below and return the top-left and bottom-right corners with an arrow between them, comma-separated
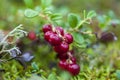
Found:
60,71 -> 71,80
68,13 -> 78,28
24,0 -> 33,8
31,62 -> 39,71
29,74 -> 44,80
74,43 -> 86,48
87,10 -> 96,18
50,13 -> 62,21
41,0 -> 52,8
48,73 -> 57,80
72,32 -> 85,44
116,70 -> 120,80
24,9 -> 39,18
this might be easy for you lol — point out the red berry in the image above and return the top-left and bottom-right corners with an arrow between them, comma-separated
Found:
27,31 -> 36,40
59,60 -> 68,70
67,64 -> 80,76
56,53 -> 68,60
55,27 -> 64,36
49,33 -> 62,46
54,46 -> 62,54
44,31 -> 54,41
64,33 -> 73,44
71,57 -> 76,63
54,42 -> 69,53
42,24 -> 52,33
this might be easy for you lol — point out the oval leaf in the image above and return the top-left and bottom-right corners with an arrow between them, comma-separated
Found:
24,9 -> 39,18
31,62 -> 39,71
68,13 -> 78,28
24,0 -> 33,8
87,10 -> 96,18
48,73 -> 57,80
50,13 -> 62,21
72,32 -> 84,44
41,0 -> 52,8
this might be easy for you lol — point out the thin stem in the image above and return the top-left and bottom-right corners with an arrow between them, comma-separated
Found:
75,18 -> 89,30
39,13 -> 53,25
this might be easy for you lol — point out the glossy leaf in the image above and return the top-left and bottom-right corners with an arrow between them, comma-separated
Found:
72,32 -> 85,44
68,13 -> 78,28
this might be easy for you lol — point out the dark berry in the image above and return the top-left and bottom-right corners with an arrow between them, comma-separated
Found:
99,32 -> 117,43
28,31 -> 37,40
64,33 -> 73,44
55,27 -> 64,36
67,64 -> 80,75
59,60 -> 68,70
42,24 -> 52,33
49,33 -> 62,46
44,31 -> 54,41
54,42 -> 69,53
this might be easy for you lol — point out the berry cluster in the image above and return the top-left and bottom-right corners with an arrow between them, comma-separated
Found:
42,24 -> 80,76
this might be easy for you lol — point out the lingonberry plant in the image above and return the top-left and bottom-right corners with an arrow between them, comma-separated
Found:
24,0 -> 97,77
0,0 -> 120,80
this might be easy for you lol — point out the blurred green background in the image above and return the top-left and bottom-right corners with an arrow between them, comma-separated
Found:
0,0 -> 120,40
0,0 -> 120,29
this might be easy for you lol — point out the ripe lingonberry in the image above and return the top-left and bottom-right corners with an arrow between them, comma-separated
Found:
59,60 -> 68,70
42,24 -> 52,33
42,24 -> 79,76
27,31 -> 36,40
55,27 -> 64,36
67,64 -> 80,75
71,57 -> 76,63
54,42 -> 69,53
64,33 -> 73,44
49,33 -> 62,46
56,53 -> 68,60
44,31 -> 54,41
